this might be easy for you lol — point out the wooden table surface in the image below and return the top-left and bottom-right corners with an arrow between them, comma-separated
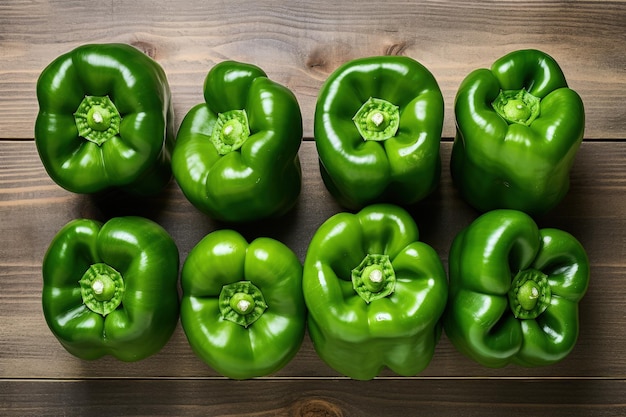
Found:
2,1 -> 626,415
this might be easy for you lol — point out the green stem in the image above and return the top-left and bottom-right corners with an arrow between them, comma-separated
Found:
79,263 -> 124,316
353,97 -> 400,141
210,109 -> 250,154
508,268 -> 551,319
351,254 -> 396,303
492,89 -> 541,126
230,292 -> 256,315
219,281 -> 267,328
74,96 -> 121,146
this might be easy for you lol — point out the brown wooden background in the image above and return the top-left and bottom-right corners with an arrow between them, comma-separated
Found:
2,1 -> 626,415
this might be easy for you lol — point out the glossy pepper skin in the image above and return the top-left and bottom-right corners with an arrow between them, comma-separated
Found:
172,61 -> 303,222
444,209 -> 589,368
303,204 -> 448,380
451,49 -> 585,215
314,56 -> 444,210
35,43 -> 175,196
180,230 -> 306,379
42,217 -> 180,361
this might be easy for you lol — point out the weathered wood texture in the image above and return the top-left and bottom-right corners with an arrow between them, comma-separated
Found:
3,379 -> 626,417
2,0 -> 626,415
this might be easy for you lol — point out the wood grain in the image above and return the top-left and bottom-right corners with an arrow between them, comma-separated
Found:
1,0 -> 625,140
3,379 -> 626,417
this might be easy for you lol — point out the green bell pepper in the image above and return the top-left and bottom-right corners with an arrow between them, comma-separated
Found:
180,230 -> 306,379
303,204 -> 448,380
42,216 -> 180,361
314,56 -> 444,210
451,49 -> 585,215
35,43 -> 175,196
172,61 -> 303,222
444,209 -> 589,367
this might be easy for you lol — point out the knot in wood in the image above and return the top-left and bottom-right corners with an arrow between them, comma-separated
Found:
292,398 -> 344,417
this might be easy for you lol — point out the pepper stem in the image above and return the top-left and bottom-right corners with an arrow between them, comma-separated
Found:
210,109 -> 250,154
353,97 -> 400,141
230,292 -> 256,315
219,281 -> 268,327
74,96 -> 121,146
492,89 -> 541,126
351,254 -> 396,303
79,263 -> 124,316
508,268 -> 552,319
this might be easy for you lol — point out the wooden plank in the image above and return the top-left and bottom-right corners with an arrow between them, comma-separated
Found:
2,379 -> 626,417
1,139 -> 626,380
1,0 -> 625,139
